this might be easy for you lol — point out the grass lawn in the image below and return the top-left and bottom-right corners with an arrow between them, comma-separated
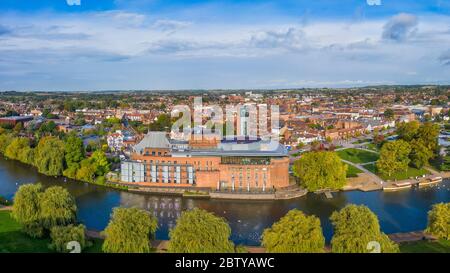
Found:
0,210 -> 103,253
351,139 -> 370,145
365,143 -> 380,152
400,239 -> 450,253
337,148 -> 379,164
346,164 -> 363,178
364,163 -> 430,181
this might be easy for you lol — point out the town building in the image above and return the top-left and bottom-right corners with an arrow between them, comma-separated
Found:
120,132 -> 290,192
0,116 -> 33,127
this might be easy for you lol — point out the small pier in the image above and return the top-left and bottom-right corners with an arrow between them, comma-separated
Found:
383,175 -> 443,191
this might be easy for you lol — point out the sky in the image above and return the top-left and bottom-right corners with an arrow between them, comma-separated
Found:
0,0 -> 450,91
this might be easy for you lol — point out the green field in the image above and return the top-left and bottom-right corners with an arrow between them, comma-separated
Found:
0,210 -> 102,253
337,148 -> 379,164
400,239 -> 450,253
365,143 -> 380,152
364,163 -> 429,181
346,164 -> 363,178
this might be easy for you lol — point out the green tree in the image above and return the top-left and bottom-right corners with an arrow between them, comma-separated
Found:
11,184 -> 44,238
75,162 -> 96,183
410,139 -> 433,169
330,205 -> 399,253
34,136 -> 65,176
102,207 -> 158,253
396,121 -> 420,142
383,109 -> 394,120
293,151 -> 347,191
4,137 -> 30,161
168,208 -> 235,253
262,209 -> 325,253
39,186 -> 77,230
376,140 -> 411,178
90,150 -> 110,176
64,134 -> 85,168
49,224 -> 88,253
0,133 -> 13,154
13,122 -> 23,133
425,203 -> 450,240
416,122 -> 440,155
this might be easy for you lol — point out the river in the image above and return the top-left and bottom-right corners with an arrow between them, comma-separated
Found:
1,156 -> 449,245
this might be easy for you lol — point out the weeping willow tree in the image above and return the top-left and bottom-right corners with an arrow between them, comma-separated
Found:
168,208 -> 235,253
262,209 -> 325,253
39,186 -> 77,229
12,184 -> 77,238
11,184 -> 44,238
425,203 -> 450,240
330,205 -> 399,253
102,207 -> 158,253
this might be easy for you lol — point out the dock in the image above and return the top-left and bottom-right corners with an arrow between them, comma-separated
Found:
324,192 -> 333,199
383,175 -> 444,191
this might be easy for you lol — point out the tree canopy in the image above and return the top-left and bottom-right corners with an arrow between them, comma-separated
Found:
39,186 -> 77,230
34,136 -> 65,176
11,184 -> 44,237
12,184 -> 77,238
102,207 -> 158,253
376,140 -> 411,178
395,121 -> 440,169
330,205 -> 399,253
168,208 -> 235,253
49,224 -> 88,253
262,209 -> 325,253
425,202 -> 450,240
64,134 -> 85,168
4,137 -> 32,164
293,151 -> 347,191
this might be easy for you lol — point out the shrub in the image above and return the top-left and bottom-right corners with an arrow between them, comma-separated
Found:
49,224 -> 89,253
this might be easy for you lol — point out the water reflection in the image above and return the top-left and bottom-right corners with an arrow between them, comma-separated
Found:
1,156 -> 449,245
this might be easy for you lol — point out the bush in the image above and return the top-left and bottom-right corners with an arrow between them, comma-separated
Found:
425,203 -> 450,240
49,224 -> 89,253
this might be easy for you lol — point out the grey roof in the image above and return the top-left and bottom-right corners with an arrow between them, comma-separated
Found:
172,140 -> 288,157
134,132 -> 170,153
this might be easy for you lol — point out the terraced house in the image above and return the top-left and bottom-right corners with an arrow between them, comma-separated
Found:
120,132 -> 290,192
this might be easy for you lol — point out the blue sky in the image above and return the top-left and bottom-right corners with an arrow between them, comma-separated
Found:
0,0 -> 450,90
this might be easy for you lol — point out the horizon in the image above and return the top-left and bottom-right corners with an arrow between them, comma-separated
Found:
0,0 -> 450,90
1,83 -> 450,93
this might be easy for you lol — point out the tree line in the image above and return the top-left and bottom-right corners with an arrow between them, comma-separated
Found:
0,128 -> 110,185
376,121 -> 440,177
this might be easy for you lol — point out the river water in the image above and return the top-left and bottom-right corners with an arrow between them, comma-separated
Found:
1,156 -> 449,245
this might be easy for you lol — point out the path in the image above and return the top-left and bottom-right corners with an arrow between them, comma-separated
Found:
342,159 -> 384,186
0,206 -> 12,211
388,231 -> 437,244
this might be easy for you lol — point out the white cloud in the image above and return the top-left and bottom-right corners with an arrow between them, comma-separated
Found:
152,19 -> 192,34
382,13 -> 418,42
0,10 -> 449,90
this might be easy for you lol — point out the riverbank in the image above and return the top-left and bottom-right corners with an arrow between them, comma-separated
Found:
0,156 -> 129,192
1,209 -> 447,253
109,181 -> 308,200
